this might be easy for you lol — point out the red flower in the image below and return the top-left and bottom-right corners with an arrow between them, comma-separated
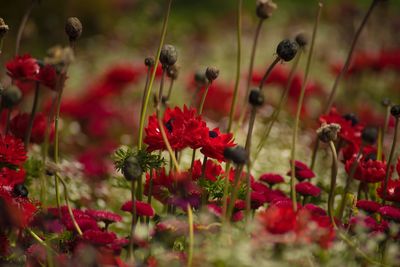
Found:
0,135 -> 27,167
191,159 -> 223,182
200,128 -> 235,161
85,209 -> 122,224
397,158 -> 400,177
287,160 -> 315,181
258,203 -> 297,234
378,206 -> 400,223
259,173 -> 285,186
38,64 -> 57,90
356,200 -> 381,214
295,182 -> 321,197
83,230 -> 117,246
345,156 -> 387,183
6,54 -> 39,81
121,200 -> 155,217
207,203 -> 243,222
0,234 -> 10,256
377,179 -> 400,203
10,113 -> 53,144
0,168 -> 26,187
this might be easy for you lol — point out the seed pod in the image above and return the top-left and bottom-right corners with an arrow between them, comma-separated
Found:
144,57 -> 155,68
256,0 -> 277,20
390,105 -> 400,118
361,127 -> 378,145
316,123 -> 341,143
65,17 -> 82,42
13,184 -> 28,198
205,66 -> 219,82
160,44 -> 178,67
122,156 -> 143,181
223,146 -> 248,165
2,86 -> 22,109
248,88 -> 264,107
276,39 -> 298,62
295,33 -> 308,48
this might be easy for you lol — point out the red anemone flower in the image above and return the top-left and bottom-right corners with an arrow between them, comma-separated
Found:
200,128 -> 235,161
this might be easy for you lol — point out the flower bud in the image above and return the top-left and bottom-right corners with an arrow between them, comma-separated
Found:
256,0 -> 277,20
13,184 -> 28,198
276,39 -> 298,62
390,105 -> 400,118
361,127 -> 378,145
223,146 -> 248,165
316,123 -> 341,143
2,86 -> 22,109
205,66 -> 219,82
0,18 -> 9,38
122,156 -> 143,181
144,57 -> 155,68
65,17 -> 82,42
295,33 -> 308,48
248,88 -> 264,107
167,65 -> 179,80
160,44 -> 178,67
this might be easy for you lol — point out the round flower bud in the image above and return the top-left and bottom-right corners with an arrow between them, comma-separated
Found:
316,123 -> 341,143
65,17 -> 82,42
122,156 -> 143,181
342,113 -> 359,126
194,71 -> 207,87
276,39 -> 298,62
256,0 -> 277,20
0,18 -> 9,38
13,184 -> 28,198
361,127 -> 378,145
2,86 -> 22,109
390,105 -> 400,118
295,33 -> 308,48
205,66 -> 219,82
223,146 -> 248,165
248,88 -> 264,107
381,97 -> 391,108
144,57 -> 155,67
167,65 -> 179,80
160,44 -> 178,67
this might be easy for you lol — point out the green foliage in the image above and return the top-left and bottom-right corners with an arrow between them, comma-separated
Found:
23,157 -> 44,186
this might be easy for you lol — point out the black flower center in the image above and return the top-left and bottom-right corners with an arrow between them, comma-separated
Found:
209,131 -> 218,138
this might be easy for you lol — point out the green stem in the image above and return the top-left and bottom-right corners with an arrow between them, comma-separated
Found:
328,141 -> 338,227
290,2 -> 322,211
137,0 -> 173,150
25,82 -> 40,148
146,170 -> 153,226
166,78 -> 175,101
128,180 -> 137,262
15,0 -> 36,55
226,0 -> 243,133
259,57 -> 280,91
187,204 -> 194,267
310,139 -> 320,171
26,228 -> 58,255
227,165 -> 244,221
198,82 -> 211,115
200,155 -> 208,206
4,108 -> 11,135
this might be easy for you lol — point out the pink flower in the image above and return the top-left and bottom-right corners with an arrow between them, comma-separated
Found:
121,200 -> 155,217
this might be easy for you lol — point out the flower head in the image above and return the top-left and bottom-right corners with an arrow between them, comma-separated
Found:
6,54 -> 39,81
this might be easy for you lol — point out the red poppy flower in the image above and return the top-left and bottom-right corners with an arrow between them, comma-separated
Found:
356,200 -> 381,214
295,182 -> 321,197
377,179 -> 400,203
257,203 -> 297,234
200,128 -> 235,161
121,200 -> 155,217
259,173 -> 285,186
85,210 -> 122,224
378,206 -> 400,223
0,135 -> 27,167
6,54 -> 39,81
191,159 -> 223,182
10,113 -> 53,144
287,160 -> 315,181
38,64 -> 58,90
83,230 -> 117,246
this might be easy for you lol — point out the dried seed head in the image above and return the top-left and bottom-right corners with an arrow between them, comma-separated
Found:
361,127 -> 378,145
144,57 -> 155,68
223,146 -> 248,165
205,66 -> 219,82
295,33 -> 308,48
0,18 -> 9,38
248,88 -> 264,107
2,86 -> 22,108
167,65 -> 179,80
316,123 -> 341,143
256,0 -> 277,20
160,44 -> 178,67
276,39 -> 298,62
391,105 -> 400,118
65,17 -> 82,42
122,156 -> 143,181
194,71 -> 207,87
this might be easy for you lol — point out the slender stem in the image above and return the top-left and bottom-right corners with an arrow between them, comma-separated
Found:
259,57 -> 281,91
227,165 -> 244,220
187,204 -> 194,267
138,0 -> 173,150
324,0 -> 379,113
328,141 -> 338,227
382,118 -> 399,204
4,108 -> 11,135
166,78 -> 175,100
189,149 -> 197,177
128,180 -> 137,262
15,1 -> 36,55
200,155 -> 208,206
237,19 -> 264,128
58,176 -> 83,236
383,105 -> 391,139
226,0 -> 243,133
26,228 -> 58,255
290,2 -> 322,211
221,162 -> 231,221
24,82 -> 40,148
310,140 -> 320,170
245,162 -> 251,223
198,82 -> 211,115
139,66 -> 152,137
254,52 -> 302,163
146,170 -> 153,226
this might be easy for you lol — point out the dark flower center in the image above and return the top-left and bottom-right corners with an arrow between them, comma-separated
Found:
165,119 -> 174,133
209,131 -> 218,138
